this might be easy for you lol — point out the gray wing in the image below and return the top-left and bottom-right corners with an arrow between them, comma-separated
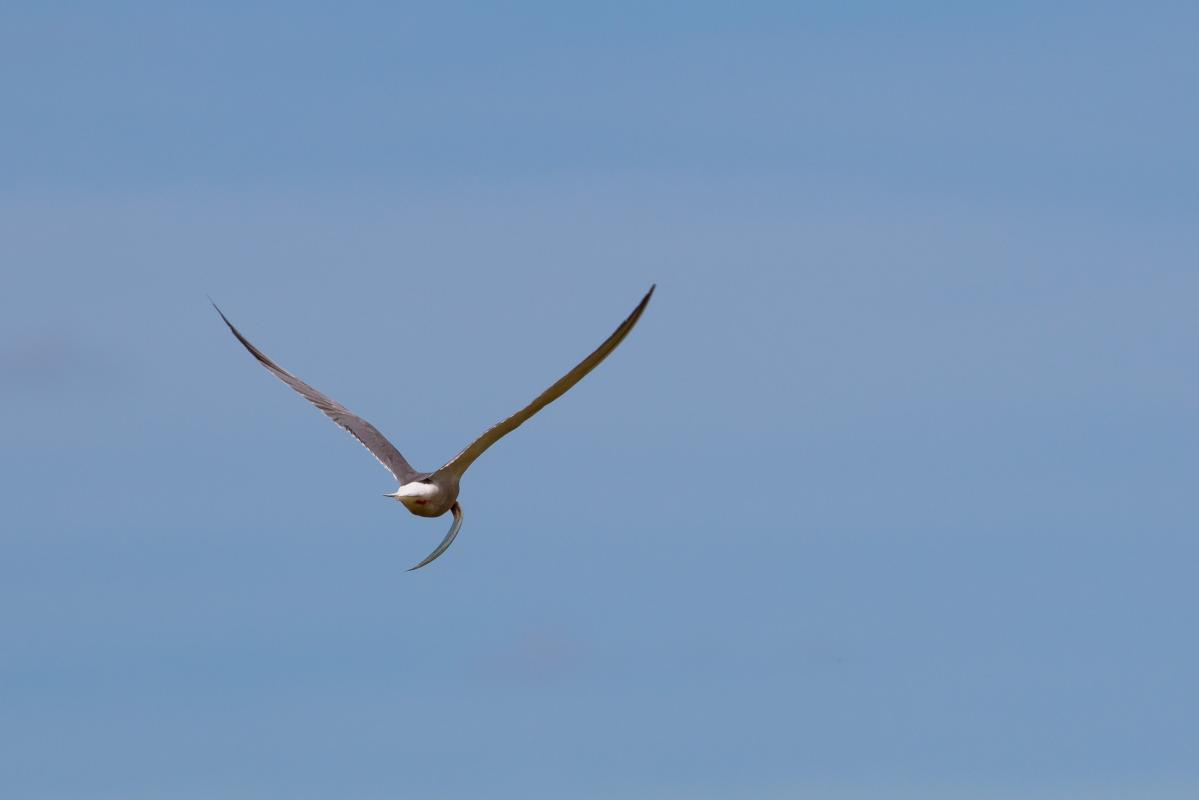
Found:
213,303 -> 420,484
433,285 -> 654,481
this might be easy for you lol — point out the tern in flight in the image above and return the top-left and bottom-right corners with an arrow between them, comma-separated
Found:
213,285 -> 654,570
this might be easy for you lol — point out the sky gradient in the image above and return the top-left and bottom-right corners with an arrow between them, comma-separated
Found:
2,3 -> 1197,798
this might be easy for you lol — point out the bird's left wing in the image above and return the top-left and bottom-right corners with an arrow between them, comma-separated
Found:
432,285 -> 654,481
213,303 -> 421,484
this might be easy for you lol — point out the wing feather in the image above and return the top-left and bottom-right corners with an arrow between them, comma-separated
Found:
433,285 -> 654,480
213,303 -> 420,484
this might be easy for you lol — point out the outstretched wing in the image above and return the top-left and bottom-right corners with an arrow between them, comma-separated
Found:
213,302 -> 420,484
433,285 -> 654,481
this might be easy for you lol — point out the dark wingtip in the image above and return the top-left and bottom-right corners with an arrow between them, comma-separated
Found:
633,284 -> 655,315
632,284 -> 656,321
209,301 -> 275,371
209,297 -> 235,329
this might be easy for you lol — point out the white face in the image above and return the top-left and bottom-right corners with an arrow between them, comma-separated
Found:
392,481 -> 440,509
395,481 -> 438,499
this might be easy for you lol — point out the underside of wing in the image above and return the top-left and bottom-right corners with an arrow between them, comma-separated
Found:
213,302 -> 420,484
433,284 -> 654,480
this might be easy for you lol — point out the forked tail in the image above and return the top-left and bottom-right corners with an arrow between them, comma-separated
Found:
407,502 -> 464,571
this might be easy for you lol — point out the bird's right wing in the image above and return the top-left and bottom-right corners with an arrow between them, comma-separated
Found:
213,303 -> 421,484
432,285 -> 654,481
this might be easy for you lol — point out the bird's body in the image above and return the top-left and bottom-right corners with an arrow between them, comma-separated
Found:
213,286 -> 653,570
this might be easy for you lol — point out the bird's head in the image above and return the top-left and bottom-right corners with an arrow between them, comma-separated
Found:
385,480 -> 439,509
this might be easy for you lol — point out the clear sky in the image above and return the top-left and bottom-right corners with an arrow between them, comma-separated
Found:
2,3 -> 1197,798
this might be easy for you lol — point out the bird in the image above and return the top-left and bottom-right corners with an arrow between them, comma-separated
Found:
212,285 -> 654,571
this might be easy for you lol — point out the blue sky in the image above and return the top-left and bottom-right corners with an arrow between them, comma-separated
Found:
2,3 -> 1197,798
